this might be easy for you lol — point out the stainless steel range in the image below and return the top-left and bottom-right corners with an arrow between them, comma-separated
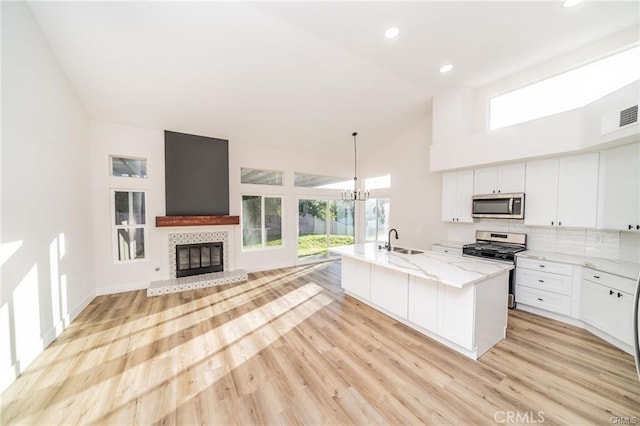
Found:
463,230 -> 527,308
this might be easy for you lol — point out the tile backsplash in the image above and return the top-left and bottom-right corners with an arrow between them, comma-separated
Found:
445,220 -> 640,263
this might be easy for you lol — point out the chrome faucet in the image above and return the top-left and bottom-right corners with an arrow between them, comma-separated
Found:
387,228 -> 399,251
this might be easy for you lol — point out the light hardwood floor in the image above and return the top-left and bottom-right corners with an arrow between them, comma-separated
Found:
2,261 -> 639,425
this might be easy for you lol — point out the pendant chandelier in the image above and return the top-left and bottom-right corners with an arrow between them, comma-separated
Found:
341,132 -> 369,202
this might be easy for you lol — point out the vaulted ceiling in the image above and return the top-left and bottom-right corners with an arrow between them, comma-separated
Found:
27,1 -> 639,158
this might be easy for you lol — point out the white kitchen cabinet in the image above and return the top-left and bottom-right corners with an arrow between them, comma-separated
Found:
515,258 -> 575,317
473,163 -> 525,195
431,244 -> 463,256
524,153 -> 599,228
437,283 -> 475,350
598,142 -> 640,232
370,265 -> 409,319
581,268 -> 635,346
341,257 -> 371,301
441,170 -> 474,223
408,276 -> 438,332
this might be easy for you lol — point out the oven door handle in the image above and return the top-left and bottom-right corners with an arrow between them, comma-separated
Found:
508,198 -> 514,214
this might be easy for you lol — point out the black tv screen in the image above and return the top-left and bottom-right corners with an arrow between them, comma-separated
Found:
164,130 -> 229,216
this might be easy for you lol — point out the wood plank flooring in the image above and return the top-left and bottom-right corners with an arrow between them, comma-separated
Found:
2,261 -> 639,425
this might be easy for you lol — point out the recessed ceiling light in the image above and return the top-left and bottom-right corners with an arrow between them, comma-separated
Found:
562,0 -> 584,8
384,27 -> 400,39
440,64 -> 453,73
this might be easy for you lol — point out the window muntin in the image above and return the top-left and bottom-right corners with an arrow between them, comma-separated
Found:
113,190 -> 146,262
241,168 -> 284,186
111,156 -> 147,178
242,195 -> 283,250
490,46 -> 640,130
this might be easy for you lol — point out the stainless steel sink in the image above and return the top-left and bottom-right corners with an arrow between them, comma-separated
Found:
391,247 -> 423,255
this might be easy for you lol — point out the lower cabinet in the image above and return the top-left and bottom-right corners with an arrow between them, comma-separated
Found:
581,269 -> 634,346
341,256 -> 509,358
437,284 -> 475,350
341,256 -> 371,301
370,265 -> 408,319
515,258 -> 575,317
431,245 -> 463,256
408,276 -> 438,332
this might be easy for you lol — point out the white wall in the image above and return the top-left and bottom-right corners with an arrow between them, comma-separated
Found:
360,113 -> 446,251
1,2 -> 94,392
430,28 -> 640,171
89,120 -> 354,292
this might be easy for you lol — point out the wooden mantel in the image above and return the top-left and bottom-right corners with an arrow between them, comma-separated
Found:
155,215 -> 240,227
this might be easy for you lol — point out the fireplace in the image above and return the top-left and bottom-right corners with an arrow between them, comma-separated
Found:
176,242 -> 223,278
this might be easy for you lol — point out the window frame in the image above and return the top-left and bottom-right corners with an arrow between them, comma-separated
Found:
110,155 -> 148,179
241,194 -> 284,251
364,197 -> 391,243
111,189 -> 148,264
240,167 -> 284,186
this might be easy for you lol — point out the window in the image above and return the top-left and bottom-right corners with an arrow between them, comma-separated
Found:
365,174 -> 391,190
242,195 -> 283,250
490,46 -> 640,130
297,199 -> 354,261
111,156 -> 147,178
294,172 -> 352,189
241,168 -> 283,186
365,198 -> 390,242
113,190 -> 146,262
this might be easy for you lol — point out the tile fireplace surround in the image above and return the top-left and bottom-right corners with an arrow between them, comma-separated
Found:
147,229 -> 247,296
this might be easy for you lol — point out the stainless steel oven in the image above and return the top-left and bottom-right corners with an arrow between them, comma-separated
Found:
463,231 -> 527,309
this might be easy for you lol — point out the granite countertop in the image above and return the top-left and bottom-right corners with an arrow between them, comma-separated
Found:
517,250 -> 640,281
330,243 -> 513,289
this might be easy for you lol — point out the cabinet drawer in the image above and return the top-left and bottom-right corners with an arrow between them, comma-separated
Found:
516,268 -> 572,296
582,268 -> 636,294
431,245 -> 462,256
517,258 -> 573,276
516,285 -> 572,316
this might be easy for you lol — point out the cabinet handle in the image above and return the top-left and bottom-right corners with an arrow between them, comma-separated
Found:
559,221 -> 562,226
618,292 -> 622,298
497,190 -> 501,194
492,190 -> 496,194
593,275 -> 600,279
538,265 -> 545,268
609,290 -> 614,295
551,221 -> 554,225
637,225 -> 639,230
538,279 -> 544,283
537,298 -> 544,301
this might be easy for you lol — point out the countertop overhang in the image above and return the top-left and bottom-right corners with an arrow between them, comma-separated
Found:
330,243 -> 513,288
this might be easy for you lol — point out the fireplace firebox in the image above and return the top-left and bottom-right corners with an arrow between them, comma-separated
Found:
176,242 -> 223,278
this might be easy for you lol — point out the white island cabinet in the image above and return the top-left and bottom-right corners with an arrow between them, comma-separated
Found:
331,243 -> 513,360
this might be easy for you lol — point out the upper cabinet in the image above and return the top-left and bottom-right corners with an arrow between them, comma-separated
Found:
442,170 -> 474,223
473,163 -> 525,195
598,143 -> 640,232
525,153 -> 599,228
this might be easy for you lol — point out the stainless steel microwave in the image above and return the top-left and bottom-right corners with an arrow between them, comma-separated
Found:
472,193 -> 525,219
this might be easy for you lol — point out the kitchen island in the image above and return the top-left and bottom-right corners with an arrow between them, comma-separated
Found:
331,243 -> 513,360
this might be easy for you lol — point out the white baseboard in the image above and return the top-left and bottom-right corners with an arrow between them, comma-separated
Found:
96,281 -> 149,295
